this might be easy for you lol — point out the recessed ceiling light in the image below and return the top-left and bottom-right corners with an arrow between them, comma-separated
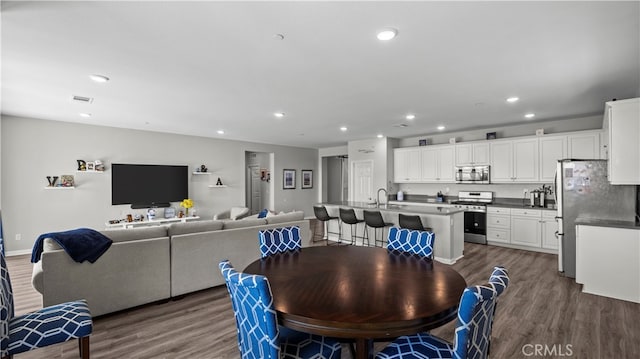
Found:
274,112 -> 285,118
525,113 -> 535,119
340,126 -> 348,132
89,74 -> 109,83
377,134 -> 384,138
217,130 -> 225,135
506,97 -> 519,103
377,28 -> 398,41
405,114 -> 416,120
79,113 -> 92,118
437,125 -> 445,131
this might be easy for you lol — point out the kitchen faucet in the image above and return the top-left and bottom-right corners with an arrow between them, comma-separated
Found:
376,188 -> 388,207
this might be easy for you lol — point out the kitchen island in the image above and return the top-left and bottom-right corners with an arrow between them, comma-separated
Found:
321,201 -> 465,264
575,218 -> 640,303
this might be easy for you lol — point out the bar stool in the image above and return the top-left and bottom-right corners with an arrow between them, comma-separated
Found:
339,208 -> 364,245
313,205 -> 341,244
363,210 -> 394,247
398,213 -> 433,232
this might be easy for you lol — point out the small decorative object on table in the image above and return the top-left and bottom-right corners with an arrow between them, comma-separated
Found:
418,139 -> 428,146
147,208 -> 156,221
164,207 -> 176,218
216,177 -> 223,186
449,137 -> 456,144
180,198 -> 194,216
76,160 -> 86,171
536,128 -> 544,136
200,164 -> 208,173
60,175 -> 74,187
486,132 -> 497,140
86,162 -> 95,171
46,176 -> 59,187
95,160 -> 105,171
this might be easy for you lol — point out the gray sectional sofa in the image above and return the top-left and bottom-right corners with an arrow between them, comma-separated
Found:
31,211 -> 310,317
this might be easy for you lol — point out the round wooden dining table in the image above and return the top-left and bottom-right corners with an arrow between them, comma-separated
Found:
244,245 -> 467,359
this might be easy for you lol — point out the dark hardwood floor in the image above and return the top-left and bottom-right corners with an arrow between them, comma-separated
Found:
6,242 -> 639,358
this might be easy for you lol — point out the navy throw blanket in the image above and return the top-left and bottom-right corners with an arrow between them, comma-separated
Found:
31,228 -> 112,263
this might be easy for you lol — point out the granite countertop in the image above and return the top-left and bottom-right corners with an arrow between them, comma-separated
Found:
488,202 -> 557,211
575,217 -> 640,230
322,201 -> 465,216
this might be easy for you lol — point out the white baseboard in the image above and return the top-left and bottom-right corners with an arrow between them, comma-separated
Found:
6,249 -> 32,257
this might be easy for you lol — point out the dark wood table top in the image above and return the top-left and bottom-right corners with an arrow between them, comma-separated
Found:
244,245 -> 467,359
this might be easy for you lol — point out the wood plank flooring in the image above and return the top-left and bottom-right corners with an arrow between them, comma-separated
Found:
6,242 -> 639,358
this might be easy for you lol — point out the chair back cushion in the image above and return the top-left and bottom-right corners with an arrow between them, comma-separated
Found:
363,210 -> 385,227
453,284 -> 499,359
398,214 -> 425,231
387,227 -> 435,258
489,266 -> 510,296
258,226 -> 301,258
339,208 -> 359,225
0,253 -> 14,356
219,260 -> 280,359
313,206 -> 331,221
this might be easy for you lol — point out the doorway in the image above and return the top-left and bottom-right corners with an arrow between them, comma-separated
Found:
245,152 -> 273,214
325,156 -> 348,202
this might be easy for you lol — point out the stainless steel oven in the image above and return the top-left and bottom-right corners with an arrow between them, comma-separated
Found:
452,191 -> 493,244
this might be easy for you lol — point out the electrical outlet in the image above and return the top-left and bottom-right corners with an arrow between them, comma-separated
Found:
15,233 -> 21,241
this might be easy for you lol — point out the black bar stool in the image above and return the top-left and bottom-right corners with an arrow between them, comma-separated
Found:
312,205 -> 341,244
398,213 -> 433,232
363,210 -> 394,247
339,208 -> 364,245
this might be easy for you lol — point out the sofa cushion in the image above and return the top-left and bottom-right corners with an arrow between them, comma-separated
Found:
168,220 -> 224,236
266,211 -> 305,225
100,226 -> 169,243
230,207 -> 250,220
223,218 -> 267,229
257,209 -> 269,219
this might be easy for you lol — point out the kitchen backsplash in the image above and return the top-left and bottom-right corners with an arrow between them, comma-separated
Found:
397,182 -> 554,200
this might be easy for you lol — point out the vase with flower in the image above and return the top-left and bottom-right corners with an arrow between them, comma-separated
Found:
180,198 -> 194,217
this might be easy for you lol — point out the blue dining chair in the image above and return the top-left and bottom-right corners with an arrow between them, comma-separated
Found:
258,226 -> 302,258
376,266 -> 510,359
386,227 -> 436,259
0,252 -> 93,359
218,260 -> 341,359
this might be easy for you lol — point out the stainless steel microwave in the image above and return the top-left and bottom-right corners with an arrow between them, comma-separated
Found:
455,165 -> 490,184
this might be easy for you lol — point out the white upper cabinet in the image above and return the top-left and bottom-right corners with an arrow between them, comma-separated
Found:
421,145 -> 455,182
568,132 -> 600,159
539,135 -> 567,182
490,138 -> 538,182
393,148 -> 421,183
606,98 -> 640,184
455,142 -> 490,165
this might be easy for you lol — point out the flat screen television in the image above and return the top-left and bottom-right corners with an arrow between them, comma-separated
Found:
111,164 -> 188,208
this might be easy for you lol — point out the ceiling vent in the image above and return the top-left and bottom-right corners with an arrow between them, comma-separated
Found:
393,123 -> 409,128
72,95 -> 93,104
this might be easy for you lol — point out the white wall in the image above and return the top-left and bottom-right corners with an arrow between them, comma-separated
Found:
1,115 -> 318,254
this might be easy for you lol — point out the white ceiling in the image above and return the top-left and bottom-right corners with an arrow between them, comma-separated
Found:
2,1 -> 639,149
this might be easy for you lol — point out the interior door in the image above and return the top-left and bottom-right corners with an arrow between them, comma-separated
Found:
248,165 -> 262,214
351,160 -> 373,202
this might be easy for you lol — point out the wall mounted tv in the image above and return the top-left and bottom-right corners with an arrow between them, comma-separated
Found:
111,164 -> 188,209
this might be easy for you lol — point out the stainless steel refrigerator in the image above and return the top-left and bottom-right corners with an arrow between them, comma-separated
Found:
555,159 -> 637,278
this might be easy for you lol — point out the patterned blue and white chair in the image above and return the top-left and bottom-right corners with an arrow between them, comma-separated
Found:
258,226 -> 302,258
219,260 -> 341,359
386,226 -> 436,259
376,266 -> 510,359
0,252 -> 92,359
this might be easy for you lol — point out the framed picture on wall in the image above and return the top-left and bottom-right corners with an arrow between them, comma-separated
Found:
301,170 -> 313,189
283,169 -> 296,189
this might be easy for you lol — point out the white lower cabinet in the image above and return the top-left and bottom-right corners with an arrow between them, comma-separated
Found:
510,209 -> 541,248
487,206 -> 557,253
